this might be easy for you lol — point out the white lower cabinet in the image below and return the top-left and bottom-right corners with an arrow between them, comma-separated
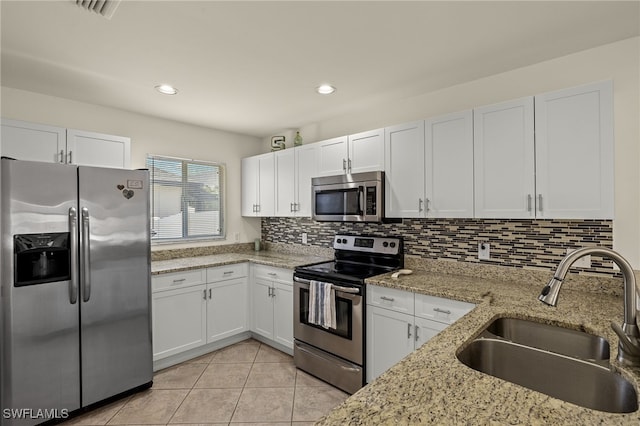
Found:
366,284 -> 474,383
152,263 -> 248,362
250,265 -> 294,350
152,284 -> 207,360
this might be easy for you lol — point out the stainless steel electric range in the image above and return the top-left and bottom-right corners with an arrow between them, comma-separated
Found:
293,234 -> 403,394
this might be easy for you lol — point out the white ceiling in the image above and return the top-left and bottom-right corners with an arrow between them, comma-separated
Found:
1,1 -> 639,138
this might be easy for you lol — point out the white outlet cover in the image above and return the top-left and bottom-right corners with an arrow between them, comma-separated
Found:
478,243 -> 490,260
302,232 -> 308,244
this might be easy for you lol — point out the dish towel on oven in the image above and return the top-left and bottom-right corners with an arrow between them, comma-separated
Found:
308,280 -> 336,329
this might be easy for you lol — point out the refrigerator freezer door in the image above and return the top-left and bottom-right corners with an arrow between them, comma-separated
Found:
1,159 -> 80,425
78,166 -> 152,406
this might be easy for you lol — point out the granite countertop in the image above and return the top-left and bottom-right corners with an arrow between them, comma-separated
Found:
151,250 -> 331,275
318,270 -> 640,425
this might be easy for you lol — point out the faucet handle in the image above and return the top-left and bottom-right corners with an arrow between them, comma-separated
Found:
611,322 -> 640,362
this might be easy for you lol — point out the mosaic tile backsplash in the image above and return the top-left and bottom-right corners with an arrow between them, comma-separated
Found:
261,217 -> 616,276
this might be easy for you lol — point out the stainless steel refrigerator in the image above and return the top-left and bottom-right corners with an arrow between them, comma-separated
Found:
0,158 -> 152,426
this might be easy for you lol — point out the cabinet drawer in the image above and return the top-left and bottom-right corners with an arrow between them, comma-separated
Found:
253,264 -> 292,284
207,262 -> 248,282
414,293 -> 475,325
367,285 -> 414,315
152,269 -> 206,293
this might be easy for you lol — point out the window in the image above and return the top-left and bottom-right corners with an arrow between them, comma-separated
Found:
146,155 -> 224,241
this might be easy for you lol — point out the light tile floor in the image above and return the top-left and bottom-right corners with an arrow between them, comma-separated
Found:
63,339 -> 349,425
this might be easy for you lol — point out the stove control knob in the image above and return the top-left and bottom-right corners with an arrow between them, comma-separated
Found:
390,242 -> 396,248
337,238 -> 343,244
382,242 -> 389,247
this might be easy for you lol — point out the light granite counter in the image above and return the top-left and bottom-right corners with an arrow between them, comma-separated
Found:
318,269 -> 640,425
151,250 -> 331,275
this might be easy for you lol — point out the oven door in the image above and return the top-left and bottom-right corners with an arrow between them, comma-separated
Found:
293,276 -> 363,364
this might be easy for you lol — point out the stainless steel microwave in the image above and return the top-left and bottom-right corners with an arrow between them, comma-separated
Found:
311,171 -> 384,222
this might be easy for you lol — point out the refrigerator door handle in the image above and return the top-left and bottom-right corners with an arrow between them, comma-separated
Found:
81,207 -> 92,302
69,207 -> 79,304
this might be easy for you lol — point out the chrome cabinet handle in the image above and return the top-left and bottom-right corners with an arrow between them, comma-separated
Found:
348,158 -> 352,173
290,203 -> 294,212
81,207 -> 91,303
415,325 -> 420,342
425,198 -> 430,213
268,287 -> 272,297
433,307 -> 451,315
208,288 -> 212,299
380,296 -> 395,302
407,323 -> 412,339
68,150 -> 73,164
223,271 -> 233,275
203,289 -> 207,300
59,150 -> 65,163
268,272 -> 277,277
538,194 -> 543,212
527,194 -> 533,212
418,198 -> 423,213
172,278 -> 186,284
68,207 -> 78,304
342,158 -> 347,172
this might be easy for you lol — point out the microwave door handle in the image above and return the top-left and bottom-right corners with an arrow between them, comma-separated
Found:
358,186 -> 364,215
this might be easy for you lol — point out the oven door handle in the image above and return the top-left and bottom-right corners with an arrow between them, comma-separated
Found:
293,276 -> 361,295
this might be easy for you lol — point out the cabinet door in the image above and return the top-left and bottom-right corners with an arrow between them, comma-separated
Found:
534,81 -> 614,219
366,306 -> 414,383
384,121 -> 425,218
66,129 -> 131,168
425,110 -> 474,218
414,316 -> 447,350
474,97 -> 535,218
241,156 -> 259,216
317,136 -> 348,176
1,119 -> 66,163
274,149 -> 296,217
257,153 -> 275,216
251,278 -> 274,340
348,128 -> 384,174
273,281 -> 294,349
295,144 -> 318,217
207,278 -> 248,343
152,285 -> 207,360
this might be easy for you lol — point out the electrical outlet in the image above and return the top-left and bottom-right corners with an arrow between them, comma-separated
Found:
234,232 -> 240,242
302,232 -> 308,244
566,248 -> 591,268
478,242 -> 490,260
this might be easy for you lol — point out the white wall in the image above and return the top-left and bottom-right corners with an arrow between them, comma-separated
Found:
0,86 -> 263,250
266,37 -> 640,267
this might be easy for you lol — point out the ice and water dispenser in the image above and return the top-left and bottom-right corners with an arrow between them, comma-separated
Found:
14,233 -> 71,286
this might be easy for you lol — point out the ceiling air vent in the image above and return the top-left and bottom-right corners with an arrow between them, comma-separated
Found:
75,0 -> 121,20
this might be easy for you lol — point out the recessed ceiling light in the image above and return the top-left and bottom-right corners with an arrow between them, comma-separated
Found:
316,84 -> 336,95
155,84 -> 178,95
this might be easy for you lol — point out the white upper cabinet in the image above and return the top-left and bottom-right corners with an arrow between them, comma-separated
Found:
384,121 -> 425,218
316,129 -> 384,176
425,110 -> 474,218
1,119 -> 66,163
274,144 -> 318,217
66,129 -> 131,169
295,144 -> 319,217
317,136 -> 349,176
534,81 -> 614,219
274,149 -> 296,217
1,119 -> 131,168
348,128 -> 384,174
473,97 -> 535,218
241,152 -> 274,217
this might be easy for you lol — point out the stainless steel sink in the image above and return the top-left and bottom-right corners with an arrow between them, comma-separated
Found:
484,317 -> 610,361
457,317 -> 638,413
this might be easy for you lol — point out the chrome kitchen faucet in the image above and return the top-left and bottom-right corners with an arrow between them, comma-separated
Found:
539,247 -> 640,367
